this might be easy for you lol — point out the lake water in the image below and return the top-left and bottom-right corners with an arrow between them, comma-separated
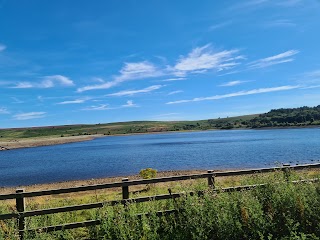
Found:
1,128 -> 320,186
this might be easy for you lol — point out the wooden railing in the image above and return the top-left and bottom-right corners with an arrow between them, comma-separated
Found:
0,163 -> 319,239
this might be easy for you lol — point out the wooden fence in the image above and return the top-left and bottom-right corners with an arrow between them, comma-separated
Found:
0,163 -> 319,239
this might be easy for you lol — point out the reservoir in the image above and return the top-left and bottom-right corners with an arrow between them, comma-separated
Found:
0,128 -> 320,186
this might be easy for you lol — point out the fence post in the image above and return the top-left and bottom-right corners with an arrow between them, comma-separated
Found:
207,170 -> 215,189
282,164 -> 291,182
16,189 -> 25,240
122,178 -> 129,200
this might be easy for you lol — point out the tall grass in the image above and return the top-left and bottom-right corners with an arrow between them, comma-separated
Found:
1,172 -> 319,239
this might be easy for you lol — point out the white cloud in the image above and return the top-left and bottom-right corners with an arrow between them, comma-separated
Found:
264,19 -> 296,28
107,85 -> 163,97
122,100 -> 138,108
168,90 -> 183,95
167,85 -> 300,104
162,77 -> 186,82
57,99 -> 88,105
248,50 -> 299,69
12,82 -> 34,89
41,75 -> 74,87
77,61 -> 162,93
0,107 -> 10,114
82,104 -> 109,111
12,75 -> 74,89
219,80 -> 250,87
13,112 -> 46,120
77,81 -> 119,93
173,44 -> 244,75
0,43 -> 6,52
82,100 -> 138,111
209,21 -> 232,31
303,70 -> 320,79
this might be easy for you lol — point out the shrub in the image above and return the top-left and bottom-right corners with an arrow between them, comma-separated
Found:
139,168 -> 157,179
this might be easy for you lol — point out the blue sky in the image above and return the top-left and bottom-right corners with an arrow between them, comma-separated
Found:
1,0 -> 320,128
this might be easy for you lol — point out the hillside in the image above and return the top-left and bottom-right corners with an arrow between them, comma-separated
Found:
0,105 -> 320,140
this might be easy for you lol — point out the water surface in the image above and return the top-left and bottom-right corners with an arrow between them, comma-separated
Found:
1,128 -> 319,186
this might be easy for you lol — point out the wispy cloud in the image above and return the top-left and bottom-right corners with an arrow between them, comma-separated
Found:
168,90 -> 183,95
247,50 -> 299,69
11,97 -> 24,104
122,100 -> 138,108
208,21 -> 232,31
229,0 -> 302,12
264,19 -> 296,28
107,85 -> 163,97
0,107 -> 10,114
12,75 -> 74,89
173,44 -> 244,75
296,69 -> 320,85
167,85 -> 300,104
57,98 -> 88,105
77,45 -> 244,92
162,77 -> 186,82
77,61 -> 162,93
82,100 -> 138,111
219,80 -> 250,87
303,70 -> 320,79
13,112 -> 46,120
0,43 -> 6,52
82,104 -> 109,111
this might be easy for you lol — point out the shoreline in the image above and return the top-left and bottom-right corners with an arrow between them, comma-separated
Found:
0,125 -> 319,150
1,165 -> 319,194
0,169 -> 206,194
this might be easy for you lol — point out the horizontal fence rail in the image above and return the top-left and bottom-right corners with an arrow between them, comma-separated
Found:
0,162 -> 319,239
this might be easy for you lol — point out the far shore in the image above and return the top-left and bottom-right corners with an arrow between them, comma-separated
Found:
0,125 -> 319,151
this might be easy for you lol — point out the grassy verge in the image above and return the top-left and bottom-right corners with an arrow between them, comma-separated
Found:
0,169 -> 319,239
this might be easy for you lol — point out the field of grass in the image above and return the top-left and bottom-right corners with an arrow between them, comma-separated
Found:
0,114 -> 258,141
0,169 -> 319,239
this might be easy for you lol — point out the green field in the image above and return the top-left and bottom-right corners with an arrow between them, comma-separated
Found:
0,114 -> 258,140
0,169 -> 319,239
2,105 -> 320,140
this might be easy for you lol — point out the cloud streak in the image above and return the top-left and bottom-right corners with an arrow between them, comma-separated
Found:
0,107 -> 10,114
219,80 -> 250,87
122,100 -> 138,108
82,100 -> 138,111
77,62 -> 162,93
12,75 -> 74,89
107,85 -> 163,97
167,85 -> 300,104
13,112 -> 46,120
173,44 -> 244,75
248,50 -> 299,69
57,98 -> 88,105
168,90 -> 183,95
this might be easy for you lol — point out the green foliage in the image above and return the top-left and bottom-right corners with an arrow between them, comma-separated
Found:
139,168 -> 157,179
96,180 -> 320,240
0,172 -> 320,239
248,105 -> 320,128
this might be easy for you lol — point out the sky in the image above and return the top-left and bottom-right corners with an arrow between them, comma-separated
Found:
1,0 -> 320,128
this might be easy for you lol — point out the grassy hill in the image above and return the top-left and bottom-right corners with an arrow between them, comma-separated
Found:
0,114 -> 258,140
1,105 -> 320,140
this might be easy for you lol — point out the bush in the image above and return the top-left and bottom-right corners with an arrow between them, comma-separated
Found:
139,168 -> 157,179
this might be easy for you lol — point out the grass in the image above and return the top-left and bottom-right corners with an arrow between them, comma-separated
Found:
0,115 -> 259,140
0,169 -> 319,239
